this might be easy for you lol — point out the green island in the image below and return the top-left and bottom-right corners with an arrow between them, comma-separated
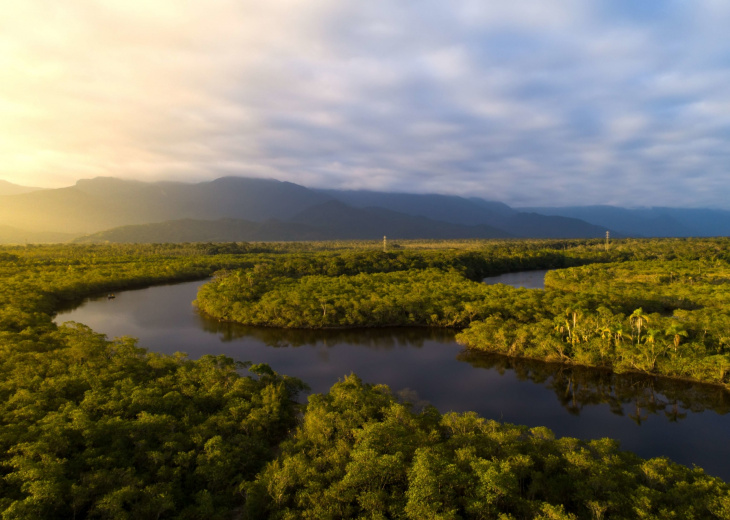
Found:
2,240 -> 730,518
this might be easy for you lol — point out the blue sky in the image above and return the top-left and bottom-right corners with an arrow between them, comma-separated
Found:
1,0 -> 729,207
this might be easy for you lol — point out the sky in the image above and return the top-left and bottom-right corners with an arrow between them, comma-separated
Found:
1,0 -> 730,208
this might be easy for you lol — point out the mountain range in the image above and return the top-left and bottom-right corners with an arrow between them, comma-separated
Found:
522,206 -> 730,238
0,177 -> 727,243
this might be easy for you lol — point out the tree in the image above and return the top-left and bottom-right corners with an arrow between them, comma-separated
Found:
629,308 -> 650,344
664,323 -> 688,353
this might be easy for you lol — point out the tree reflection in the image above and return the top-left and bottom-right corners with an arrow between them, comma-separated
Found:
198,309 -> 730,422
457,350 -> 730,421
196,311 -> 456,349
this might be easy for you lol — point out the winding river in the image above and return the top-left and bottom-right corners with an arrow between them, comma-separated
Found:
54,272 -> 730,480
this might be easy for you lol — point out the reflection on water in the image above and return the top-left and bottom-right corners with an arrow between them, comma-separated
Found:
199,317 -> 456,349
54,277 -> 730,480
483,269 -> 550,289
458,350 -> 730,422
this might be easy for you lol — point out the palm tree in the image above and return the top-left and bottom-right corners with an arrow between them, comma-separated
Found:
644,328 -> 660,345
560,309 -> 581,346
664,323 -> 688,352
610,323 -> 626,346
643,328 -> 663,370
629,308 -> 649,344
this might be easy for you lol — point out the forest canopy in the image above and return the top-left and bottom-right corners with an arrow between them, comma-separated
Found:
1,239 -> 729,518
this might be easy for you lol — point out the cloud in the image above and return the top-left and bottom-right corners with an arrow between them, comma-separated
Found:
1,1 -> 729,208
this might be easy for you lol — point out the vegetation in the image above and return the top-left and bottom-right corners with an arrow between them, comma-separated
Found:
1,240 -> 730,518
194,245 -> 592,328
457,260 -> 730,387
0,243 -> 309,518
195,238 -> 730,387
0,327 -> 304,519
247,375 -> 730,519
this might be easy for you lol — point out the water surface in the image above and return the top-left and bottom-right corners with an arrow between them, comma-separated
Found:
483,269 -> 550,289
55,275 -> 730,480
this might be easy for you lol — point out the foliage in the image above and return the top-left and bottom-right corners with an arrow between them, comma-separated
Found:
246,375 -> 730,519
2,240 -> 730,518
0,323 -> 305,518
197,268 -> 491,328
0,243 -> 307,518
193,238 -> 730,387
457,259 -> 730,387
193,243 -> 599,329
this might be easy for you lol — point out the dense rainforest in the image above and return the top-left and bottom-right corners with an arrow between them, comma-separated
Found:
457,260 -> 730,386
1,240 -> 729,518
195,239 -> 730,388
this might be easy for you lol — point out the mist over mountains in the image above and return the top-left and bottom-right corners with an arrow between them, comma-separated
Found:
523,206 -> 730,238
0,180 -> 42,197
0,177 -> 727,243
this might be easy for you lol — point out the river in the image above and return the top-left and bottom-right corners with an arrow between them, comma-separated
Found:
54,272 -> 730,480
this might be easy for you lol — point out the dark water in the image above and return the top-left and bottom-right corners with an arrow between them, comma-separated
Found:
55,276 -> 730,480
483,269 -> 550,289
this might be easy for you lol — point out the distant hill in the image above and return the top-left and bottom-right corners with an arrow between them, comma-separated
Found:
74,218 -> 329,243
0,180 -> 42,196
318,190 -> 516,225
290,200 -> 511,239
0,176 -> 332,234
74,202 -> 513,243
495,213 -> 612,239
0,176 -> 618,241
13,175 -> 726,242
76,198 -> 618,243
522,206 -> 730,237
0,225 -> 78,244
319,190 -> 610,238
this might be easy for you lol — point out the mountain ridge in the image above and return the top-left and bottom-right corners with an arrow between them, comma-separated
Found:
3,175 -> 725,243
0,180 -> 43,196
522,205 -> 730,237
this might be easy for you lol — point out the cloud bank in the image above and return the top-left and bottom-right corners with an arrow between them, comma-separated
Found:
2,0 -> 730,207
